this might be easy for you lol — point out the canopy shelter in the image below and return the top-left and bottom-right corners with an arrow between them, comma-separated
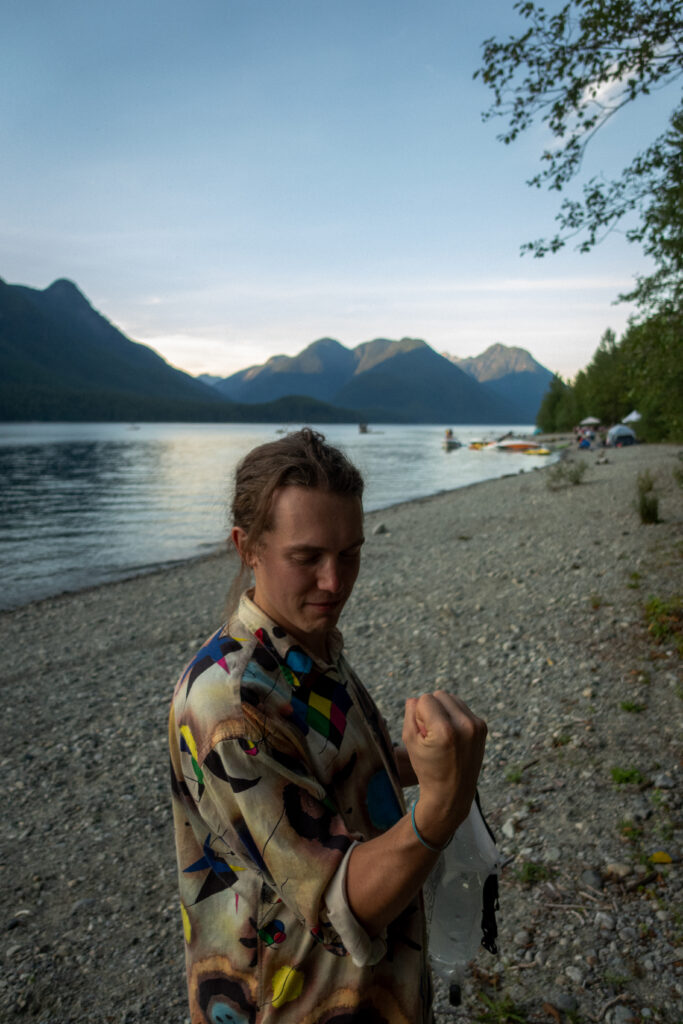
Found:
623,410 -> 642,423
607,423 -> 636,446
579,416 -> 600,426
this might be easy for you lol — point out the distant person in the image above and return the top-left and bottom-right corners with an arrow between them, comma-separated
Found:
169,428 -> 487,1023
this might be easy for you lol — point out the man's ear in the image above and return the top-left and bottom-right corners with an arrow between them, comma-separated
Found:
231,526 -> 252,566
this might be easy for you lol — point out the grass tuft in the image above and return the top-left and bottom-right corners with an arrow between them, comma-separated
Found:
645,595 -> 683,656
620,700 -> 647,713
515,861 -> 552,886
636,470 -> 660,524
475,994 -> 528,1024
546,458 -> 588,490
611,766 -> 646,786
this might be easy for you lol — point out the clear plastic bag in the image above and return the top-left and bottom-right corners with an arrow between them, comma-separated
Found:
423,798 -> 500,1005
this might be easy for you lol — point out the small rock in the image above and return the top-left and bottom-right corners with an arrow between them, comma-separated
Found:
549,991 -> 578,1013
513,929 -> 531,947
565,964 -> 583,984
544,846 -> 561,863
501,818 -> 516,840
372,523 -> 388,536
610,1005 -> 637,1024
595,911 -> 616,931
70,898 -> 96,915
580,868 -> 603,890
652,772 -> 674,789
606,861 -> 632,879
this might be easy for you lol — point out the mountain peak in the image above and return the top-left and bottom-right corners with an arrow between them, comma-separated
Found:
445,342 -> 544,382
43,278 -> 94,312
45,277 -> 85,297
307,337 -> 346,350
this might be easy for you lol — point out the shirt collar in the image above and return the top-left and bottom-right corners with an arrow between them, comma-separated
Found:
235,589 -> 344,670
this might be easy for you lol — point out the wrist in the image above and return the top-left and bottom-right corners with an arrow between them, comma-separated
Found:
412,797 -> 460,851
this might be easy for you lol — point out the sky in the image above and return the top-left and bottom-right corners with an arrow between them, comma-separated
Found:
1,0 -> 677,379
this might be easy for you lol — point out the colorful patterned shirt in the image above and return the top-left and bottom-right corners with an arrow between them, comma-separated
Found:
169,591 -> 432,1023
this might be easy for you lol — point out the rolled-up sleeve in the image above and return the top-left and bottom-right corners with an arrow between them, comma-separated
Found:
322,842 -> 387,967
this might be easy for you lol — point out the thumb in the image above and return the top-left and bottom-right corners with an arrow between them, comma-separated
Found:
414,693 -> 453,743
403,698 -> 427,740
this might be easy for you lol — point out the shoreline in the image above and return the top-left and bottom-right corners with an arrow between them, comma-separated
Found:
1,443 -> 681,1023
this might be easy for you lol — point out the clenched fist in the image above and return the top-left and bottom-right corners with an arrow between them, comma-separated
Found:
402,691 -> 487,847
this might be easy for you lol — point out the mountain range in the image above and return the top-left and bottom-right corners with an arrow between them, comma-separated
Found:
0,277 -> 552,423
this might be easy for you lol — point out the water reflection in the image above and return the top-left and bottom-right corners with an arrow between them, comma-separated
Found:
0,422 -> 536,610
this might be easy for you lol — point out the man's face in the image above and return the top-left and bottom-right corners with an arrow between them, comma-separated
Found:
249,486 -> 364,658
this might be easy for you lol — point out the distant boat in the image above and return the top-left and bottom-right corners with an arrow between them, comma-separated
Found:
495,438 -> 544,452
442,429 -> 462,451
358,423 -> 368,434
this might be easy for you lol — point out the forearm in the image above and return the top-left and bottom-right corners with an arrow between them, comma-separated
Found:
346,796 -> 460,935
347,690 -> 487,936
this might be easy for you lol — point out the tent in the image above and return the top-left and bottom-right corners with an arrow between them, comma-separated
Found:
580,416 -> 600,426
607,423 -> 636,446
623,410 -> 642,423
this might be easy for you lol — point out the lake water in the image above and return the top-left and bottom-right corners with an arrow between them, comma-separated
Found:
0,421 -> 540,610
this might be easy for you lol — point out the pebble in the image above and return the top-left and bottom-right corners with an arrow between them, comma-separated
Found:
501,818 -> 516,839
595,911 -> 616,931
565,965 -> 584,984
549,991 -> 578,1013
606,862 -> 632,879
611,1006 -> 637,1024
580,868 -> 603,889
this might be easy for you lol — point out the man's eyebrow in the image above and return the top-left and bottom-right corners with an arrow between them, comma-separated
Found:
285,537 -> 365,554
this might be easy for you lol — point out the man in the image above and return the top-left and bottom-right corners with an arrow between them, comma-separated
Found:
169,429 -> 486,1023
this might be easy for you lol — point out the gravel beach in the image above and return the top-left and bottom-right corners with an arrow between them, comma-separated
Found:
2,443 -> 681,1024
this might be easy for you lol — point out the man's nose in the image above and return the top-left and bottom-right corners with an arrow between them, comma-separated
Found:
317,557 -> 342,593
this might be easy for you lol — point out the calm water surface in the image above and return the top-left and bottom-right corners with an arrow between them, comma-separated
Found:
0,422 -> 539,609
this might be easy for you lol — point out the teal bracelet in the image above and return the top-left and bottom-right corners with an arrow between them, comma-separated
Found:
410,802 -> 448,853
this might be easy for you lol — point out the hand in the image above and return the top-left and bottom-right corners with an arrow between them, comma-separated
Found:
402,691 -> 487,840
